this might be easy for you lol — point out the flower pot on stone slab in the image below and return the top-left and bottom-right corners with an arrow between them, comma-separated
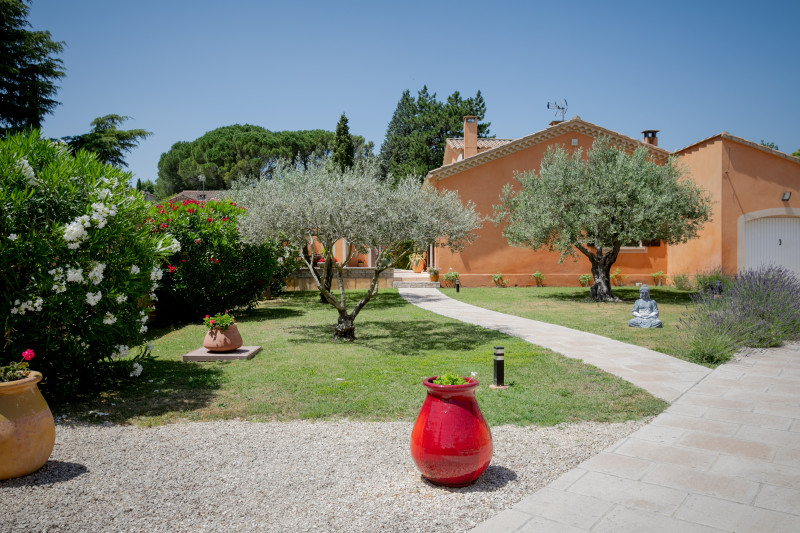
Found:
410,376 -> 492,487
203,324 -> 243,352
0,371 -> 56,480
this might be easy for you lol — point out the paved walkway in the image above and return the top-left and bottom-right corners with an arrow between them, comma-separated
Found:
399,288 -> 800,533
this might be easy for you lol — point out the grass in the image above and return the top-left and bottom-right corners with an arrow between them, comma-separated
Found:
57,290 -> 667,426
442,285 -> 700,363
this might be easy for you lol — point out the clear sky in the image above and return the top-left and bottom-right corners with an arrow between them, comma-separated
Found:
28,0 -> 800,184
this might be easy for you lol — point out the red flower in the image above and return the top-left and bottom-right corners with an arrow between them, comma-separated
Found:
160,223 -> 168,229
207,218 -> 215,223
221,217 -> 229,222
168,265 -> 177,273
155,205 -> 163,209
181,259 -> 186,263
205,315 -> 209,318
187,208 -> 196,214
209,319 -> 215,325
21,349 -> 35,361
195,238 -> 201,244
171,206 -> 179,211
230,202 -> 237,206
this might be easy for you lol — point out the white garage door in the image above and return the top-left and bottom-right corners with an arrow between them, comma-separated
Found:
744,217 -> 800,276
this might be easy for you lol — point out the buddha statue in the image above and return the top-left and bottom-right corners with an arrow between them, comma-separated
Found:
628,285 -> 662,328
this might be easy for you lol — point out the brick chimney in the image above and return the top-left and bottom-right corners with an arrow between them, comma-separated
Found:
642,130 -> 659,147
463,116 -> 478,158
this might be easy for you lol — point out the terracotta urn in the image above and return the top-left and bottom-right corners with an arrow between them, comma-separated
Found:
429,273 -> 439,282
0,371 -> 56,480
412,261 -> 424,274
203,324 -> 243,352
410,377 -> 492,487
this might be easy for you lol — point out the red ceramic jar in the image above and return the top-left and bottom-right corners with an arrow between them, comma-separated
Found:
410,376 -> 492,487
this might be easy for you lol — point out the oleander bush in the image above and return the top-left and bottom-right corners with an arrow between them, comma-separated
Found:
149,198 -> 297,324
679,265 -> 800,365
671,273 -> 694,291
694,266 -> 733,293
0,131 -> 177,399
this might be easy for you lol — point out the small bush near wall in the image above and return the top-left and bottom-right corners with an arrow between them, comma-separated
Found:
671,273 -> 694,291
694,267 -> 733,293
679,265 -> 800,365
149,199 -> 288,324
1,132 -> 177,399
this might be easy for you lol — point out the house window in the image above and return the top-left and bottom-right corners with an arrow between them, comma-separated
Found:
620,240 -> 660,253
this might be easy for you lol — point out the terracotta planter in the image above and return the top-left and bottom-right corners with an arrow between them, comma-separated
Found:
429,273 -> 439,282
203,324 -> 243,352
412,261 -> 424,273
410,377 -> 492,487
0,371 -> 55,480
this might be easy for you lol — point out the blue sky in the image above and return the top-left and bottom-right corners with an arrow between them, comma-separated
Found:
29,0 -> 800,184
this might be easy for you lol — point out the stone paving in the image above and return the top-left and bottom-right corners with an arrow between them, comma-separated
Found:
399,288 -> 800,533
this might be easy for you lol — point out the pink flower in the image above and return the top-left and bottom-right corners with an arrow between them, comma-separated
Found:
209,319 -> 215,325
168,265 -> 177,273
21,349 -> 35,361
205,315 -> 210,318
195,238 -> 201,244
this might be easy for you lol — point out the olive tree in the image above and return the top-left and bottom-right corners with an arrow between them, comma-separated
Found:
493,137 -> 712,302
231,158 -> 482,340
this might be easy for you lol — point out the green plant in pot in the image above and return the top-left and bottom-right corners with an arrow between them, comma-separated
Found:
442,269 -> 460,288
202,312 -> 243,352
427,267 -> 439,282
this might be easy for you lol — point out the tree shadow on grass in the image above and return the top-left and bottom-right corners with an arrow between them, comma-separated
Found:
235,307 -> 306,322
53,360 -> 224,424
289,318 -> 508,355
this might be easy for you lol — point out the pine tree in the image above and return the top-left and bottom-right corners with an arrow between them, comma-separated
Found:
0,0 -> 65,134
379,86 -> 491,183
332,112 -> 355,171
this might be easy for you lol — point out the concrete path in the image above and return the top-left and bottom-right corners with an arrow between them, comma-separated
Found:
399,288 -> 800,533
399,288 -> 710,402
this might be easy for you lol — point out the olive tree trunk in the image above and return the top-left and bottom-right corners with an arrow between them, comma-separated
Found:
577,243 -> 621,302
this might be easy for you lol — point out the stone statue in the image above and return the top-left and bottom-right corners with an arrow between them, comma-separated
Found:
628,285 -> 663,328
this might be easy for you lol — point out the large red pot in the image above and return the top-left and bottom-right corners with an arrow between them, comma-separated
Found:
410,376 -> 492,487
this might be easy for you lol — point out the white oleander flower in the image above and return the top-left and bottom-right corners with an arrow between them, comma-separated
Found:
139,324 -> 148,333
85,291 -> 102,306
116,294 -> 128,303
88,263 -> 106,285
102,312 -> 117,325
130,363 -> 143,377
150,266 -> 163,281
66,267 -> 85,284
8,234 -> 18,241
130,265 -> 140,275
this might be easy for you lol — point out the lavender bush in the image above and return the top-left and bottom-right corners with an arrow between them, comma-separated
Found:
680,265 -> 800,365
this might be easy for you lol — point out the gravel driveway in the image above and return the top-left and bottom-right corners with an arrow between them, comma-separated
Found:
1,419 -> 647,532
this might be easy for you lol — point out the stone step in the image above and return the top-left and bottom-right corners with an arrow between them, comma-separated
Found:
393,281 -> 441,288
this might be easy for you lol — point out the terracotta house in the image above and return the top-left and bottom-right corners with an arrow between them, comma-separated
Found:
424,116 -> 800,286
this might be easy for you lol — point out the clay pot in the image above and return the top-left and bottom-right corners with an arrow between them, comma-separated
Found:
412,261 -> 424,274
429,273 -> 439,282
203,324 -> 243,352
0,371 -> 56,480
410,377 -> 492,487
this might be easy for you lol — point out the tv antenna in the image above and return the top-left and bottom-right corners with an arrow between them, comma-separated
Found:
547,99 -> 568,121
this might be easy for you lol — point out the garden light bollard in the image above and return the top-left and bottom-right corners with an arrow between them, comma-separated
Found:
490,346 -> 509,390
456,278 -> 460,292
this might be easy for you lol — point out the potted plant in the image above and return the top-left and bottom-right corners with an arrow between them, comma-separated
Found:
202,312 -> 243,352
409,252 -> 425,273
410,373 -> 492,487
441,269 -> 460,288
427,267 -> 439,282
0,349 -> 56,480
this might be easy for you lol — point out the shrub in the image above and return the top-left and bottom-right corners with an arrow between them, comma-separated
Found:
694,267 -> 733,293
149,198 -> 290,324
679,265 -> 800,365
672,273 -> 694,291
492,272 -> 506,287
427,267 -> 439,275
442,269 -> 460,287
578,273 -> 593,287
531,271 -> 545,287
610,268 -> 626,286
651,270 -> 666,286
1,131 -> 177,399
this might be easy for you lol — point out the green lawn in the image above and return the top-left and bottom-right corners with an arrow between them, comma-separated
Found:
58,290 -> 666,426
443,286 -> 699,363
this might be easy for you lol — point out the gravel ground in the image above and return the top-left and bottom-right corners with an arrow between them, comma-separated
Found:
1,418 -> 648,533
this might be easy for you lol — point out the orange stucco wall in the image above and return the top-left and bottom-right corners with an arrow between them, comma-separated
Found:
431,130 -> 668,287
670,138 -> 800,275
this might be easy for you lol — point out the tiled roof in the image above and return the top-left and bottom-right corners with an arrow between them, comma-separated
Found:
445,138 -> 515,150
166,190 -> 225,204
675,132 -> 800,164
426,116 -> 671,182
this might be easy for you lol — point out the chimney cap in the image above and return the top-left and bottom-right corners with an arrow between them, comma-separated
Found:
642,129 -> 660,135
